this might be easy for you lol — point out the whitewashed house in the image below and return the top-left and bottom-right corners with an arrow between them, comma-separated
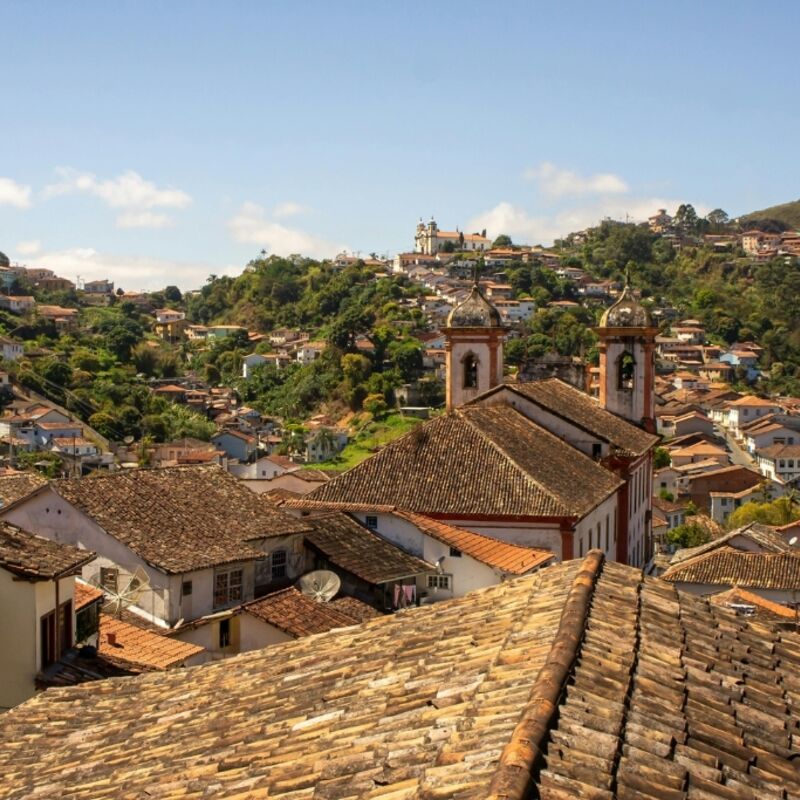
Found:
0,521 -> 95,710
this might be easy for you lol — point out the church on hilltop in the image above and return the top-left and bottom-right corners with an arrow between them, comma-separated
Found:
414,218 -> 492,255
305,279 -> 659,567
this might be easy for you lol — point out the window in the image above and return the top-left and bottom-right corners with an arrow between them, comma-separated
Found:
270,549 -> 287,580
617,352 -> 635,391
214,567 -> 244,608
605,516 -> 609,552
592,443 -> 602,460
100,566 -> 119,592
75,602 -> 99,643
427,574 -> 451,591
182,580 -> 193,597
449,547 -> 462,557
463,353 -> 479,389
365,515 -> 378,530
219,618 -> 231,648
40,611 -> 56,669
579,536 -> 584,557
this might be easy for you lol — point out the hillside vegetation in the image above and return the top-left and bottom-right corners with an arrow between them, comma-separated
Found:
740,199 -> 800,231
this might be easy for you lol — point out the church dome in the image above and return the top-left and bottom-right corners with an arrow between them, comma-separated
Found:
0,252 -> 9,269
600,285 -> 651,328
447,283 -> 502,328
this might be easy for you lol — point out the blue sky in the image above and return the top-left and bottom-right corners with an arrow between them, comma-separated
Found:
1,1 -> 798,289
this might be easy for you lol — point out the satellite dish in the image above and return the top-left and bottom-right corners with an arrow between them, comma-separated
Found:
297,570 -> 341,603
123,436 -> 135,445
91,566 -> 151,618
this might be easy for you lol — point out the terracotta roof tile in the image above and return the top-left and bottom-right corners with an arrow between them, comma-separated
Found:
50,466 -> 310,574
709,586 -> 796,621
0,521 -> 94,580
669,521 -> 792,564
3,555 -> 800,797
309,405 -> 622,518
393,510 -> 555,574
328,595 -> 383,622
73,581 -> 104,611
0,472 -> 47,507
305,512 -> 434,583
242,587 -> 358,638
98,614 -> 204,670
663,547 -> 800,589
501,378 -> 659,456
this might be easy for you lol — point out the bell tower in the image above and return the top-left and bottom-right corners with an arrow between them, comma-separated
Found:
595,284 -> 657,432
443,276 -> 505,410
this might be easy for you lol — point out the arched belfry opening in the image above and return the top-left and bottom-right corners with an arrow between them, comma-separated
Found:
617,351 -> 635,391
463,352 -> 479,389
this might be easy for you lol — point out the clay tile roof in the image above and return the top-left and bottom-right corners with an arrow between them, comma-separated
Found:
662,546 -> 800,589
394,510 -> 555,574
242,587 -> 358,638
728,395 -> 777,407
502,378 -> 659,456
4,553 -> 800,798
50,466 -> 310,574
98,614 -> 204,670
758,443 -> 800,459
73,581 -> 104,611
0,471 -> 47,507
304,512 -> 434,584
328,595 -> 383,622
669,521 -> 792,564
709,586 -> 796,620
0,521 -> 94,580
308,405 -> 622,519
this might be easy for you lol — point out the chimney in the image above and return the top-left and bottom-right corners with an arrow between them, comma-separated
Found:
106,632 -> 117,646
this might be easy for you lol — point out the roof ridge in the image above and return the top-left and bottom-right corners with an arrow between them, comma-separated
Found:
457,406 -> 573,516
487,550 -> 605,799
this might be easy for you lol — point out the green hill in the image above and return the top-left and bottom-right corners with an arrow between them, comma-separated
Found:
740,199 -> 800,231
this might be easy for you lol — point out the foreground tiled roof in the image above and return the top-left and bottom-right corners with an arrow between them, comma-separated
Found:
242,587 -> 359,638
49,466 -> 310,574
502,377 -> 659,456
0,521 -> 94,580
2,554 -> 800,798
669,521 -> 792,565
98,614 -> 204,670
308,405 -> 622,518
663,547 -> 800,589
0,471 -> 47,508
305,512 -> 434,583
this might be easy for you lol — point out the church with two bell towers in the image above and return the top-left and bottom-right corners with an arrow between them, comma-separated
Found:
310,279 -> 660,569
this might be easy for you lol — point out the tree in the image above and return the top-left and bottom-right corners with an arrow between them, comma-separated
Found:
706,209 -> 729,228
653,446 -> 671,469
363,393 -> 388,418
726,496 -> 800,529
665,522 -> 711,550
674,203 -> 699,233
492,234 -> 513,248
163,285 -> 182,303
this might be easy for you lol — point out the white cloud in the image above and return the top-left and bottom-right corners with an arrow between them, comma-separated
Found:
16,240 -> 41,256
228,202 -> 346,259
116,211 -> 174,229
469,197 -> 711,246
34,247 -> 238,292
272,201 -> 308,219
0,177 -> 33,208
43,168 -> 191,228
523,162 -> 629,197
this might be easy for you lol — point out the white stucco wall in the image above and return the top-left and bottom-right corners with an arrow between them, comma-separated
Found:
0,571 -> 75,710
573,495 -> 618,561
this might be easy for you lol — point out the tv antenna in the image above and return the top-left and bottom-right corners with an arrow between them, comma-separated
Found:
297,570 -> 341,603
91,565 -> 151,618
